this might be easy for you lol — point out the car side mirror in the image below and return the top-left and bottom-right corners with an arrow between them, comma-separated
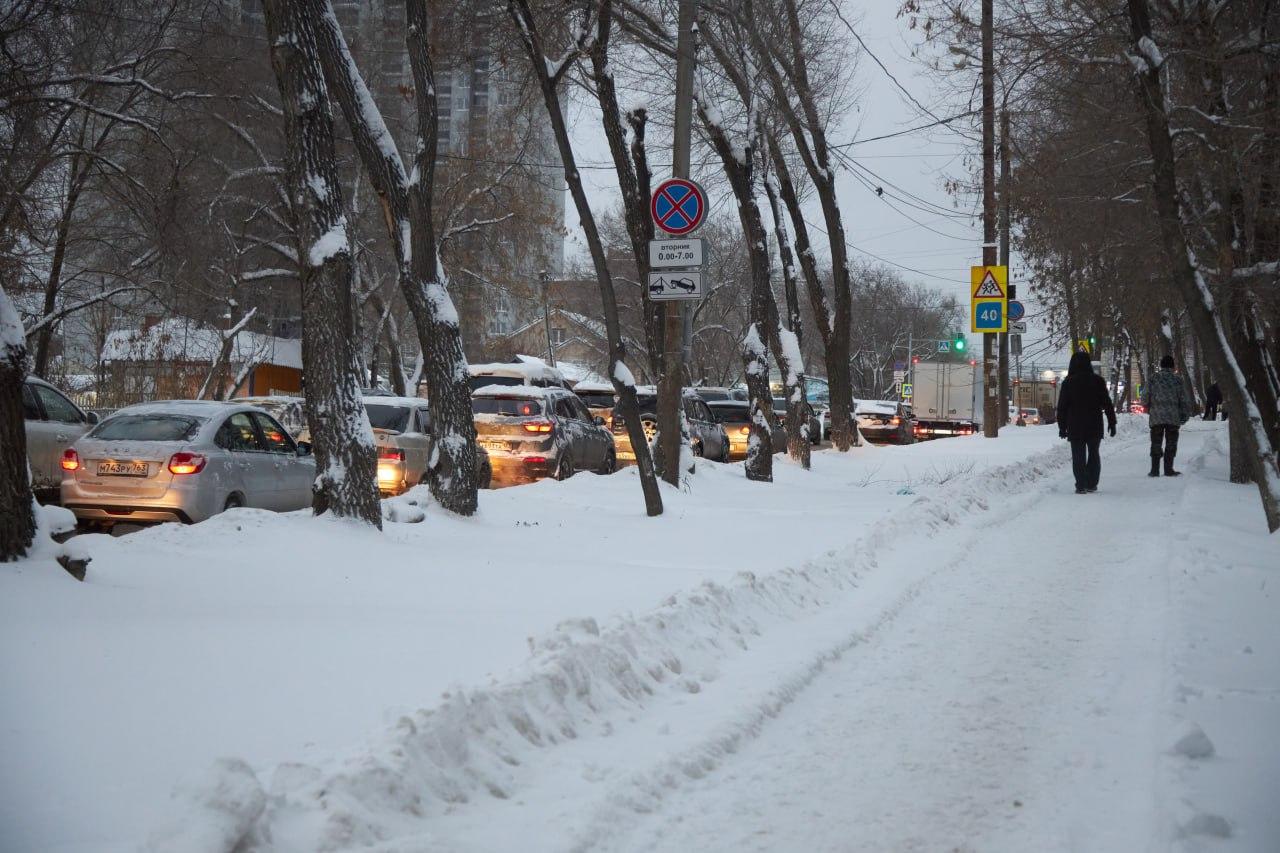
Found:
86,411 -> 99,425
594,415 -> 605,426
297,441 -> 312,456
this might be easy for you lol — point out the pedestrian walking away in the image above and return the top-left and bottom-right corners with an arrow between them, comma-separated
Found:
1142,355 -> 1192,477
1055,351 -> 1117,494
1203,381 -> 1222,421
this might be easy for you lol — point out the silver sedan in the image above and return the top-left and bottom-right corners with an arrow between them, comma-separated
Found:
61,400 -> 315,527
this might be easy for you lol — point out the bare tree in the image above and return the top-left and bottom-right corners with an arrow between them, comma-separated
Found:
302,0 -> 479,515
507,0 -> 663,515
0,284 -> 35,561
260,0 -> 382,526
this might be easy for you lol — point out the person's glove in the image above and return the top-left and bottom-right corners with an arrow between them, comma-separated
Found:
1109,424 -> 1116,437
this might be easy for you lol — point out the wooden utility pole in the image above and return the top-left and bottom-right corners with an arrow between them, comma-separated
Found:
656,0 -> 697,485
998,108 -> 1011,425
981,0 -> 1000,437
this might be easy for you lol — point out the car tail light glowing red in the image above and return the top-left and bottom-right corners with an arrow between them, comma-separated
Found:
61,449 -> 80,471
167,452 -> 206,475
378,448 -> 405,462
524,456 -> 548,464
523,421 -> 553,434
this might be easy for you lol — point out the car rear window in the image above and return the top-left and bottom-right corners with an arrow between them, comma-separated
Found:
576,391 -> 614,409
697,389 -> 730,402
91,414 -> 204,441
711,407 -> 750,424
365,404 -> 410,432
472,397 -> 544,417
468,375 -> 523,392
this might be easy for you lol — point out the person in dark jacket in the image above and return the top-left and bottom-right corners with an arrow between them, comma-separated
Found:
1142,354 -> 1192,476
1056,351 -> 1117,494
1204,381 -> 1222,421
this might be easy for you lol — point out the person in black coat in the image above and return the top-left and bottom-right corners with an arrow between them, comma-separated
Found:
1056,351 -> 1117,494
1204,382 -> 1222,420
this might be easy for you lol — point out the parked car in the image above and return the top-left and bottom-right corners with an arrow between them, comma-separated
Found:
706,400 -> 787,460
22,376 -> 98,503
1019,407 -> 1042,425
771,397 -> 823,445
60,400 -> 314,527
239,395 -> 309,443
572,380 -> 616,422
693,386 -> 738,403
473,386 -> 615,483
856,400 -> 916,445
365,396 -> 492,495
466,359 -> 569,394
610,387 -> 730,464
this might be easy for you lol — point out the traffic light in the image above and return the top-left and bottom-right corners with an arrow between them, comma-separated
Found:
911,355 -> 920,365
953,334 -> 967,353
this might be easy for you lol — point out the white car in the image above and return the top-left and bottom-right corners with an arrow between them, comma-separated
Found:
22,376 -> 98,503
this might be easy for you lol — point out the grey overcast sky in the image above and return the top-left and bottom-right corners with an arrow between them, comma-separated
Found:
562,1 -> 1062,372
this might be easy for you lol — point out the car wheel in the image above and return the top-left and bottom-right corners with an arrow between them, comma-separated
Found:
223,494 -> 243,511
597,449 -> 616,475
554,454 -> 574,481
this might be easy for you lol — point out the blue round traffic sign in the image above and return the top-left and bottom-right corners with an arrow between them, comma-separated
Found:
650,178 -> 706,236
1008,300 -> 1025,321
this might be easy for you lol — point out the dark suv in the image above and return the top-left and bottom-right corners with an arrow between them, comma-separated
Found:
473,386 -> 615,483
610,388 -> 730,464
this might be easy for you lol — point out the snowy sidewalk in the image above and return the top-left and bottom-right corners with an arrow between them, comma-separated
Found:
584,425 -> 1280,853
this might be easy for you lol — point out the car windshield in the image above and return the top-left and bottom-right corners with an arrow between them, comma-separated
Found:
365,404 -> 410,432
711,407 -> 750,424
472,397 -> 544,417
468,375 -> 523,392
698,389 -> 730,402
576,391 -> 614,409
91,414 -> 204,442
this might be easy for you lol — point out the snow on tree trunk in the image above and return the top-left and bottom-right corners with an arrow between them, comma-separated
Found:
263,0 -> 381,528
742,323 -> 774,482
307,0 -> 478,515
763,160 -> 811,468
1127,0 -> 1280,532
508,0 -> 663,516
0,285 -> 36,560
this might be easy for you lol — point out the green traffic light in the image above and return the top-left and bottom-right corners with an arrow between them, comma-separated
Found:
954,336 -> 967,352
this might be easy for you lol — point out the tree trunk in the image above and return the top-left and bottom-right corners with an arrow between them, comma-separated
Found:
1127,0 -> 1280,531
763,152 -> 810,467
308,0 -> 478,514
263,0 -> 381,527
508,0 -> 663,515
0,286 -> 36,561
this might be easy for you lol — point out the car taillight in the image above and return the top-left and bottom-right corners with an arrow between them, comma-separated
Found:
524,456 -> 548,464
523,421 -> 553,434
61,449 -> 80,471
891,417 -> 900,425
378,448 -> 405,462
168,452 -> 206,475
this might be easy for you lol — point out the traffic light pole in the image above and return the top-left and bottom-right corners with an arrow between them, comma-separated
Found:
997,109 -> 1011,427
981,0 -> 1000,438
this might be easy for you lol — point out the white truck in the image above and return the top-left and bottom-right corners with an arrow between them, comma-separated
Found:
909,361 -> 980,439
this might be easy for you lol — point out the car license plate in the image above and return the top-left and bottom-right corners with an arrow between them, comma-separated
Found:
479,439 -> 507,452
97,460 -> 149,477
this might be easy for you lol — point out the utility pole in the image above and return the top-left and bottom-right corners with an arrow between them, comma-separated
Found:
998,108 -> 1011,425
656,0 -> 697,486
981,0 -> 1000,438
540,269 -> 556,367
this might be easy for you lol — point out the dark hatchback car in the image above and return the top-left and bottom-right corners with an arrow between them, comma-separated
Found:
707,400 -> 788,460
473,386 -> 615,483
610,388 -> 730,464
771,397 -> 823,446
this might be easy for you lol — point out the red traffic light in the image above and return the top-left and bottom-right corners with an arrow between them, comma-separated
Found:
968,358 -> 977,366
911,356 -> 921,365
